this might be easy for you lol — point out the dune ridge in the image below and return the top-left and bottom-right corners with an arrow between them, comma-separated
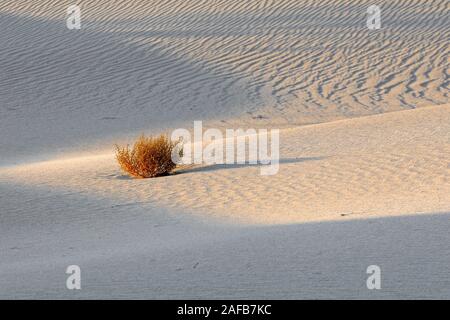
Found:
1,0 -> 449,163
1,0 -> 450,299
2,105 -> 449,225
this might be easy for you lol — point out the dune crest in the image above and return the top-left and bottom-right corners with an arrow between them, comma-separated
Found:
1,0 -> 450,299
2,105 -> 449,225
0,0 -> 449,163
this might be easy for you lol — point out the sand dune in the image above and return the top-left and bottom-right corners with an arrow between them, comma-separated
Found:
1,190 -> 449,299
2,105 -> 450,225
1,0 -> 448,164
0,0 -> 449,298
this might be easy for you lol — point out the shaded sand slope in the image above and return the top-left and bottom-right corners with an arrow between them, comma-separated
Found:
1,0 -> 449,163
2,105 -> 449,225
1,0 -> 449,299
1,181 -> 449,298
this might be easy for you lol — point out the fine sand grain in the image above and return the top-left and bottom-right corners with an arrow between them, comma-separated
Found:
0,0 -> 449,298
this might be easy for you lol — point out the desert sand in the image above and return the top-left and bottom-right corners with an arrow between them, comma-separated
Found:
0,0 -> 449,298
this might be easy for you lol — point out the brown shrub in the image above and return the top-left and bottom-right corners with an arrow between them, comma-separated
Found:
115,134 -> 179,178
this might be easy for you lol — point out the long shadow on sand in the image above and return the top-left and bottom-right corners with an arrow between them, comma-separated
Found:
174,156 -> 325,174
1,180 -> 449,299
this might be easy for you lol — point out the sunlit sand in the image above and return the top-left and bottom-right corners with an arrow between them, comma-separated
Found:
1,0 -> 449,298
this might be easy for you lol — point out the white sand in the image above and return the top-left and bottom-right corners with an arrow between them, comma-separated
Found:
1,0 -> 449,164
2,105 -> 450,225
0,0 -> 449,298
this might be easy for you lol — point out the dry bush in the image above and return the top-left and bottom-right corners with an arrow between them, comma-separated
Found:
115,134 -> 180,178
